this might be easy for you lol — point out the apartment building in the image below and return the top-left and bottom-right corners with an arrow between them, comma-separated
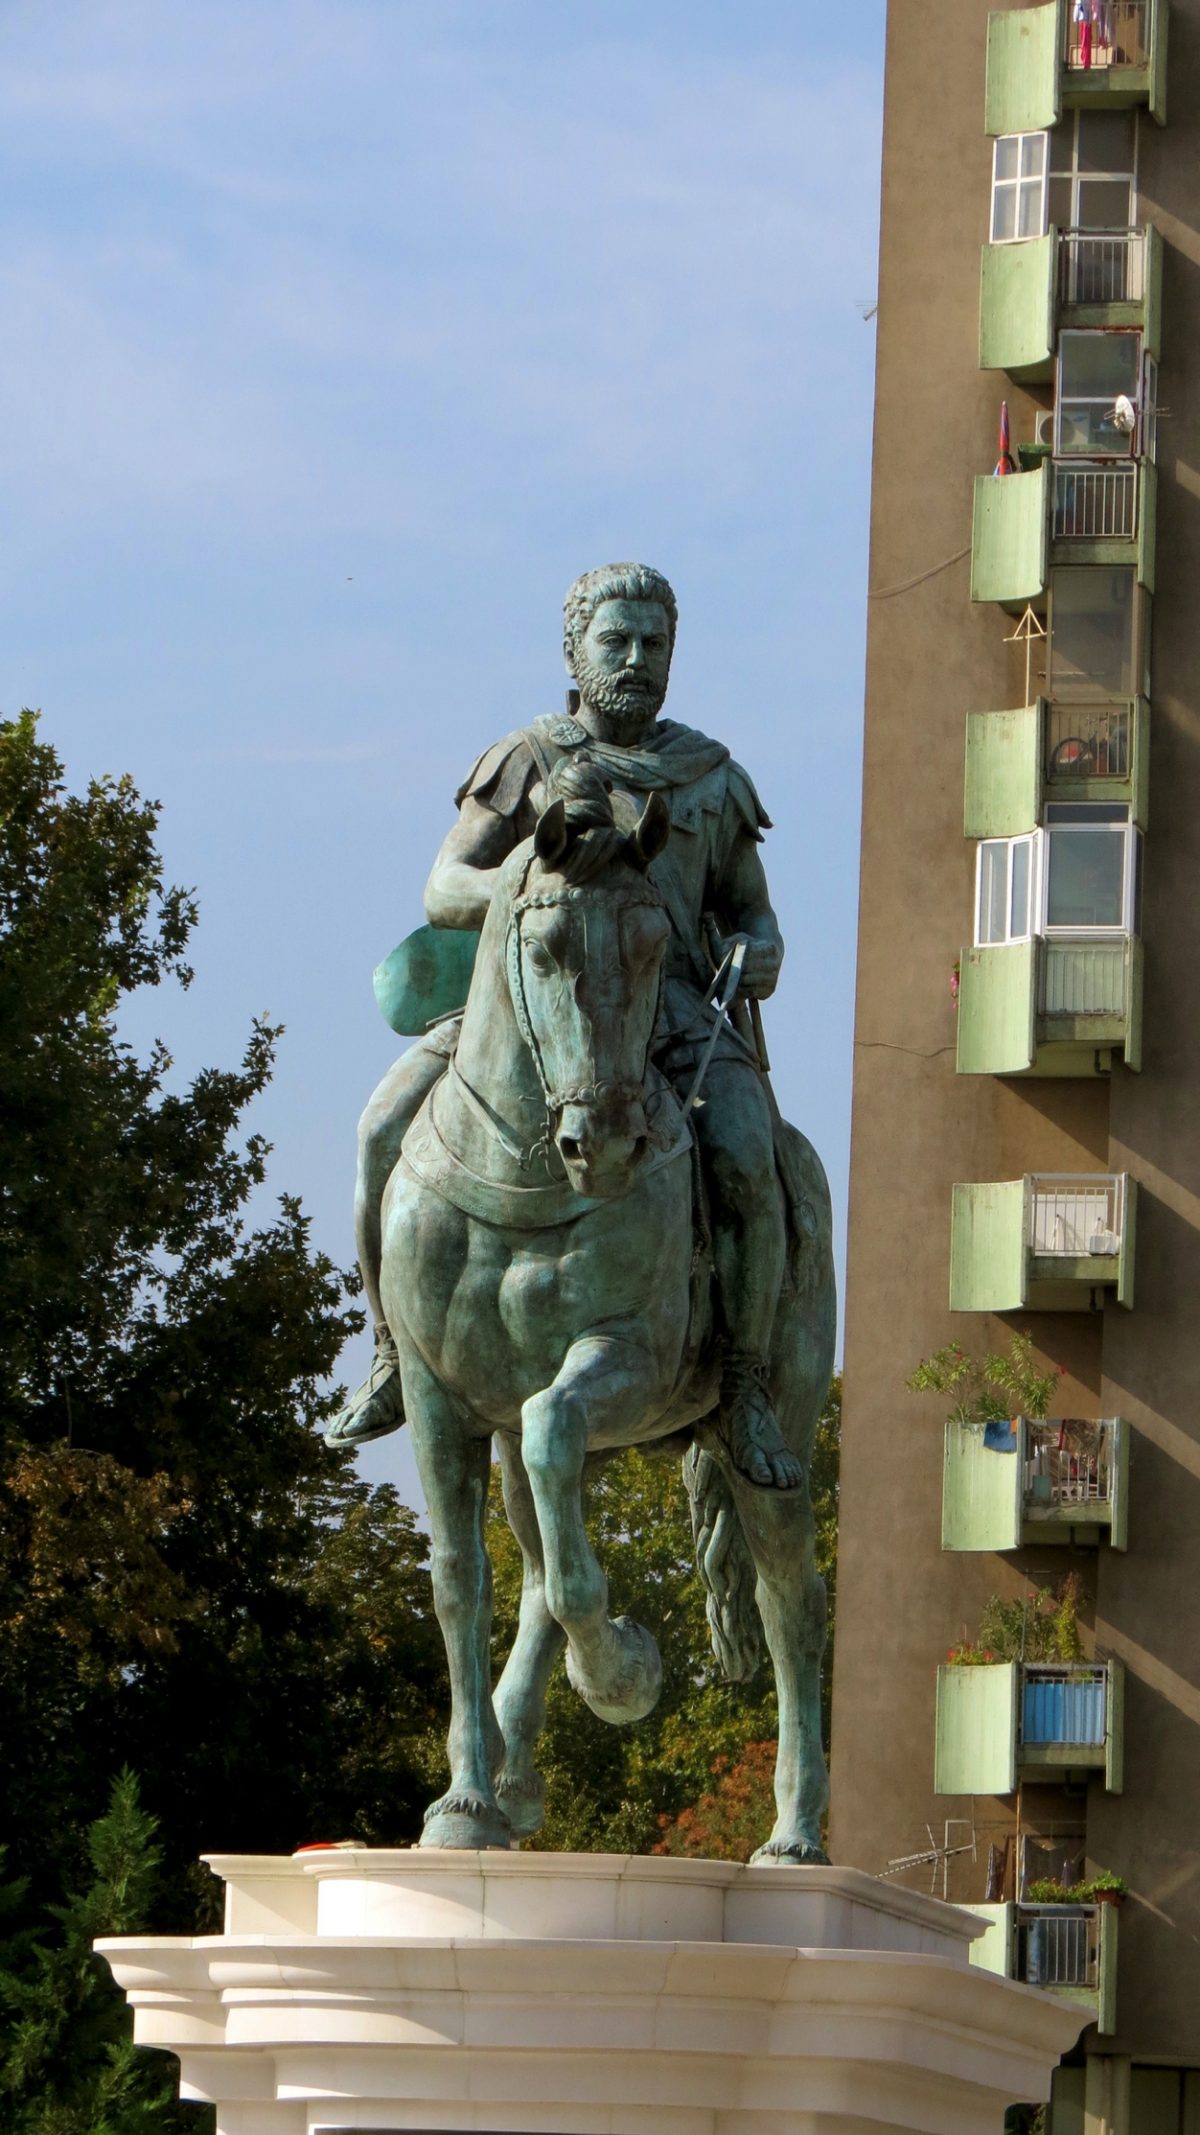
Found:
831,5 -> 1199,2129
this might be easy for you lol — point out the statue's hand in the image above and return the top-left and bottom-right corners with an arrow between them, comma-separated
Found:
713,930 -> 783,1001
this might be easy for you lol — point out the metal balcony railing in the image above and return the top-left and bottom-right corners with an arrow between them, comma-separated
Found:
1014,1905 -> 1100,1990
1029,1174 -> 1124,1256
1058,229 -> 1145,306
1045,703 -> 1132,781
1021,1663 -> 1108,1747
1065,1 -> 1149,70
1025,1419 -> 1116,1509
1053,462 -> 1137,540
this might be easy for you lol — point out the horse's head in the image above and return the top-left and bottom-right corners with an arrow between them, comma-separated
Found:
506,761 -> 672,1200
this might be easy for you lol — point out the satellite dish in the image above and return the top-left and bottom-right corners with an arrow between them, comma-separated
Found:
1111,394 -> 1137,434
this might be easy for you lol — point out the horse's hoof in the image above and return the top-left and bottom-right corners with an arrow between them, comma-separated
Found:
496,1770 -> 546,1839
749,1837 -> 830,1867
567,1615 -> 663,1725
419,1791 -> 512,1851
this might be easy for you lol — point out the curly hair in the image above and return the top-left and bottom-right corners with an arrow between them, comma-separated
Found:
562,562 -> 678,669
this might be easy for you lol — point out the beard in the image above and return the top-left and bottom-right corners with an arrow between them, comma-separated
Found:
572,650 -> 669,743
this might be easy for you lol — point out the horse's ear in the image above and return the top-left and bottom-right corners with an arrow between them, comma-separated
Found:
534,797 -> 570,869
630,790 -> 671,871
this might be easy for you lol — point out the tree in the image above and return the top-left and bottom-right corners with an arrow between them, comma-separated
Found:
0,1770 -> 192,2134
484,1376 -> 841,1859
0,712 -> 447,1942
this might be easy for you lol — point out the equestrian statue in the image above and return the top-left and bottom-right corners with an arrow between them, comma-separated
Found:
330,562 -> 836,1859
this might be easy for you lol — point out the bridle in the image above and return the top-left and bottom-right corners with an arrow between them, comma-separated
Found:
504,858 -> 668,1121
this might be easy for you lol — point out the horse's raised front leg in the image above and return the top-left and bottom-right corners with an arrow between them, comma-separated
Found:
521,1333 -> 663,1726
492,1431 -> 565,1838
401,1347 -> 509,1850
732,1468 -> 830,1865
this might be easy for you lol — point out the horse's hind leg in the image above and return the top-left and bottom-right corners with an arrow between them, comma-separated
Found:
733,1474 -> 830,1864
493,1431 -> 565,1838
402,1348 -> 509,1850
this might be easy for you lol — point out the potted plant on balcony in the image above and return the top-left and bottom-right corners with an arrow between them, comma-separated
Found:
907,1334 -> 1062,1440
1070,1870 -> 1127,1907
1024,1877 -> 1071,1904
944,1573 -> 1085,1667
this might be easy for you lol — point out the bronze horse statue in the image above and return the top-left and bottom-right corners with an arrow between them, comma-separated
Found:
380,778 -> 835,1858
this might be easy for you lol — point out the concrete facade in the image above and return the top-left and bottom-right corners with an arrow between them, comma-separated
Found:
830,0 -> 1200,2110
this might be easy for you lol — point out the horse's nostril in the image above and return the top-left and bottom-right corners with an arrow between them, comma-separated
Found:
560,1135 -> 581,1163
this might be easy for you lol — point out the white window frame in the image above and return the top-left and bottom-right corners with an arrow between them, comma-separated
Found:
1040,810 -> 1139,937
1054,329 -> 1143,459
1050,110 -> 1139,234
990,133 -> 1050,245
975,833 -> 1037,946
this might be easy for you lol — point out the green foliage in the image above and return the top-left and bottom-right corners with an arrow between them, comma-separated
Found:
0,714 -> 450,2130
482,1377 -> 840,1859
906,1334 -> 1061,1431
946,1574 -> 1084,1666
1024,1869 -> 1125,1904
0,1771 -> 192,2134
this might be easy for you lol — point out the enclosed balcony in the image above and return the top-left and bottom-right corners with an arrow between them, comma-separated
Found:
934,1658 -> 1125,1794
964,701 -> 1148,835
970,1902 -> 1117,2034
980,223 -> 1160,377
984,0 -> 1167,137
949,1172 -> 1136,1311
942,1416 -> 1129,1551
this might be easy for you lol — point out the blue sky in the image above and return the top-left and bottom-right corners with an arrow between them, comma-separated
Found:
1,0 -> 885,1506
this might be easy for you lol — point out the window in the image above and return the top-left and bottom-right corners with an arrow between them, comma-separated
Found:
1056,331 -> 1141,455
974,809 -> 1140,947
1048,111 -> 1136,232
1049,567 -> 1145,700
991,133 -> 1049,243
1043,804 -> 1139,934
977,835 -> 1035,945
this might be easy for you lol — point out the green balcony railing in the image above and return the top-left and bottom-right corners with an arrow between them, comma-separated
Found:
949,1172 -> 1136,1310
942,1415 -> 1130,1552
969,1901 -> 1118,2035
984,0 -> 1167,135
934,1659 -> 1124,1795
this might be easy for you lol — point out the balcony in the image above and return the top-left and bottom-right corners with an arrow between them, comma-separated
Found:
934,1659 -> 1125,1793
964,700 -> 1148,833
971,465 -> 1049,608
942,1415 -> 1130,1551
984,0 -> 1167,136
949,1172 -> 1135,1311
957,936 -> 1143,1075
970,1902 -> 1117,2035
981,224 -> 1161,378
1051,460 -> 1156,586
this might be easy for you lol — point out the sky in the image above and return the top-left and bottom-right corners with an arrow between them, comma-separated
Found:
1,0 -> 886,1510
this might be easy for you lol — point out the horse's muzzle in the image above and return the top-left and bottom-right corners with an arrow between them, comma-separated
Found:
556,1096 -> 650,1200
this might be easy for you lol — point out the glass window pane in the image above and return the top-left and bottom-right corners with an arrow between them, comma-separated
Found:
992,184 -> 1017,244
1011,840 -> 1032,937
1076,178 -> 1133,228
995,136 -> 1019,182
1059,332 -> 1140,398
1018,179 -> 1045,239
1050,568 -> 1136,699
979,844 -> 1009,944
1021,133 -> 1048,179
1077,111 -> 1135,176
1048,175 -> 1073,229
1046,829 -> 1126,929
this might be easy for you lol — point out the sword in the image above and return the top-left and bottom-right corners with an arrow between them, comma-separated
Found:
683,937 -> 747,1114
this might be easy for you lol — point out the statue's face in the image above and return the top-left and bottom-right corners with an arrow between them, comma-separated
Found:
571,599 -> 672,736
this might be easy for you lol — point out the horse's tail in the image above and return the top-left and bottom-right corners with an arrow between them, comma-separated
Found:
683,1441 -> 761,1682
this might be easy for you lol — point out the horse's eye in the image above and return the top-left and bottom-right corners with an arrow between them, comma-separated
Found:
526,941 -> 556,978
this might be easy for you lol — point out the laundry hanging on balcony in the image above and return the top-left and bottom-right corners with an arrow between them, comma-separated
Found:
993,400 -> 1016,478
1073,0 -> 1114,69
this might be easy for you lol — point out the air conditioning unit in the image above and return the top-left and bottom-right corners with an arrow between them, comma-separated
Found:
1035,410 -> 1055,446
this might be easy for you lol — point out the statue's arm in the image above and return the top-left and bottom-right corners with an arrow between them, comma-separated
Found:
423,797 -> 519,930
713,829 -> 784,1001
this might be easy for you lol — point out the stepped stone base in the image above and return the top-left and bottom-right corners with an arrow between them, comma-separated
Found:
98,1851 -> 1084,2135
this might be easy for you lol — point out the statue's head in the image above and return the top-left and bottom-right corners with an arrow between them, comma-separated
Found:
563,563 -> 677,738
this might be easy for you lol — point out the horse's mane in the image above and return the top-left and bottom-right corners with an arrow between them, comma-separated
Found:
537,753 -> 631,888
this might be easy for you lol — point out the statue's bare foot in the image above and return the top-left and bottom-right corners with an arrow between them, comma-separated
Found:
566,1614 -> 662,1725
420,1790 -> 512,1851
721,1357 -> 803,1491
325,1326 -> 406,1449
495,1768 -> 546,1839
750,1836 -> 830,1866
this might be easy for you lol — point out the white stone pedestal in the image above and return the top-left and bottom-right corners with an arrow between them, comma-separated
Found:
98,1852 -> 1083,2135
